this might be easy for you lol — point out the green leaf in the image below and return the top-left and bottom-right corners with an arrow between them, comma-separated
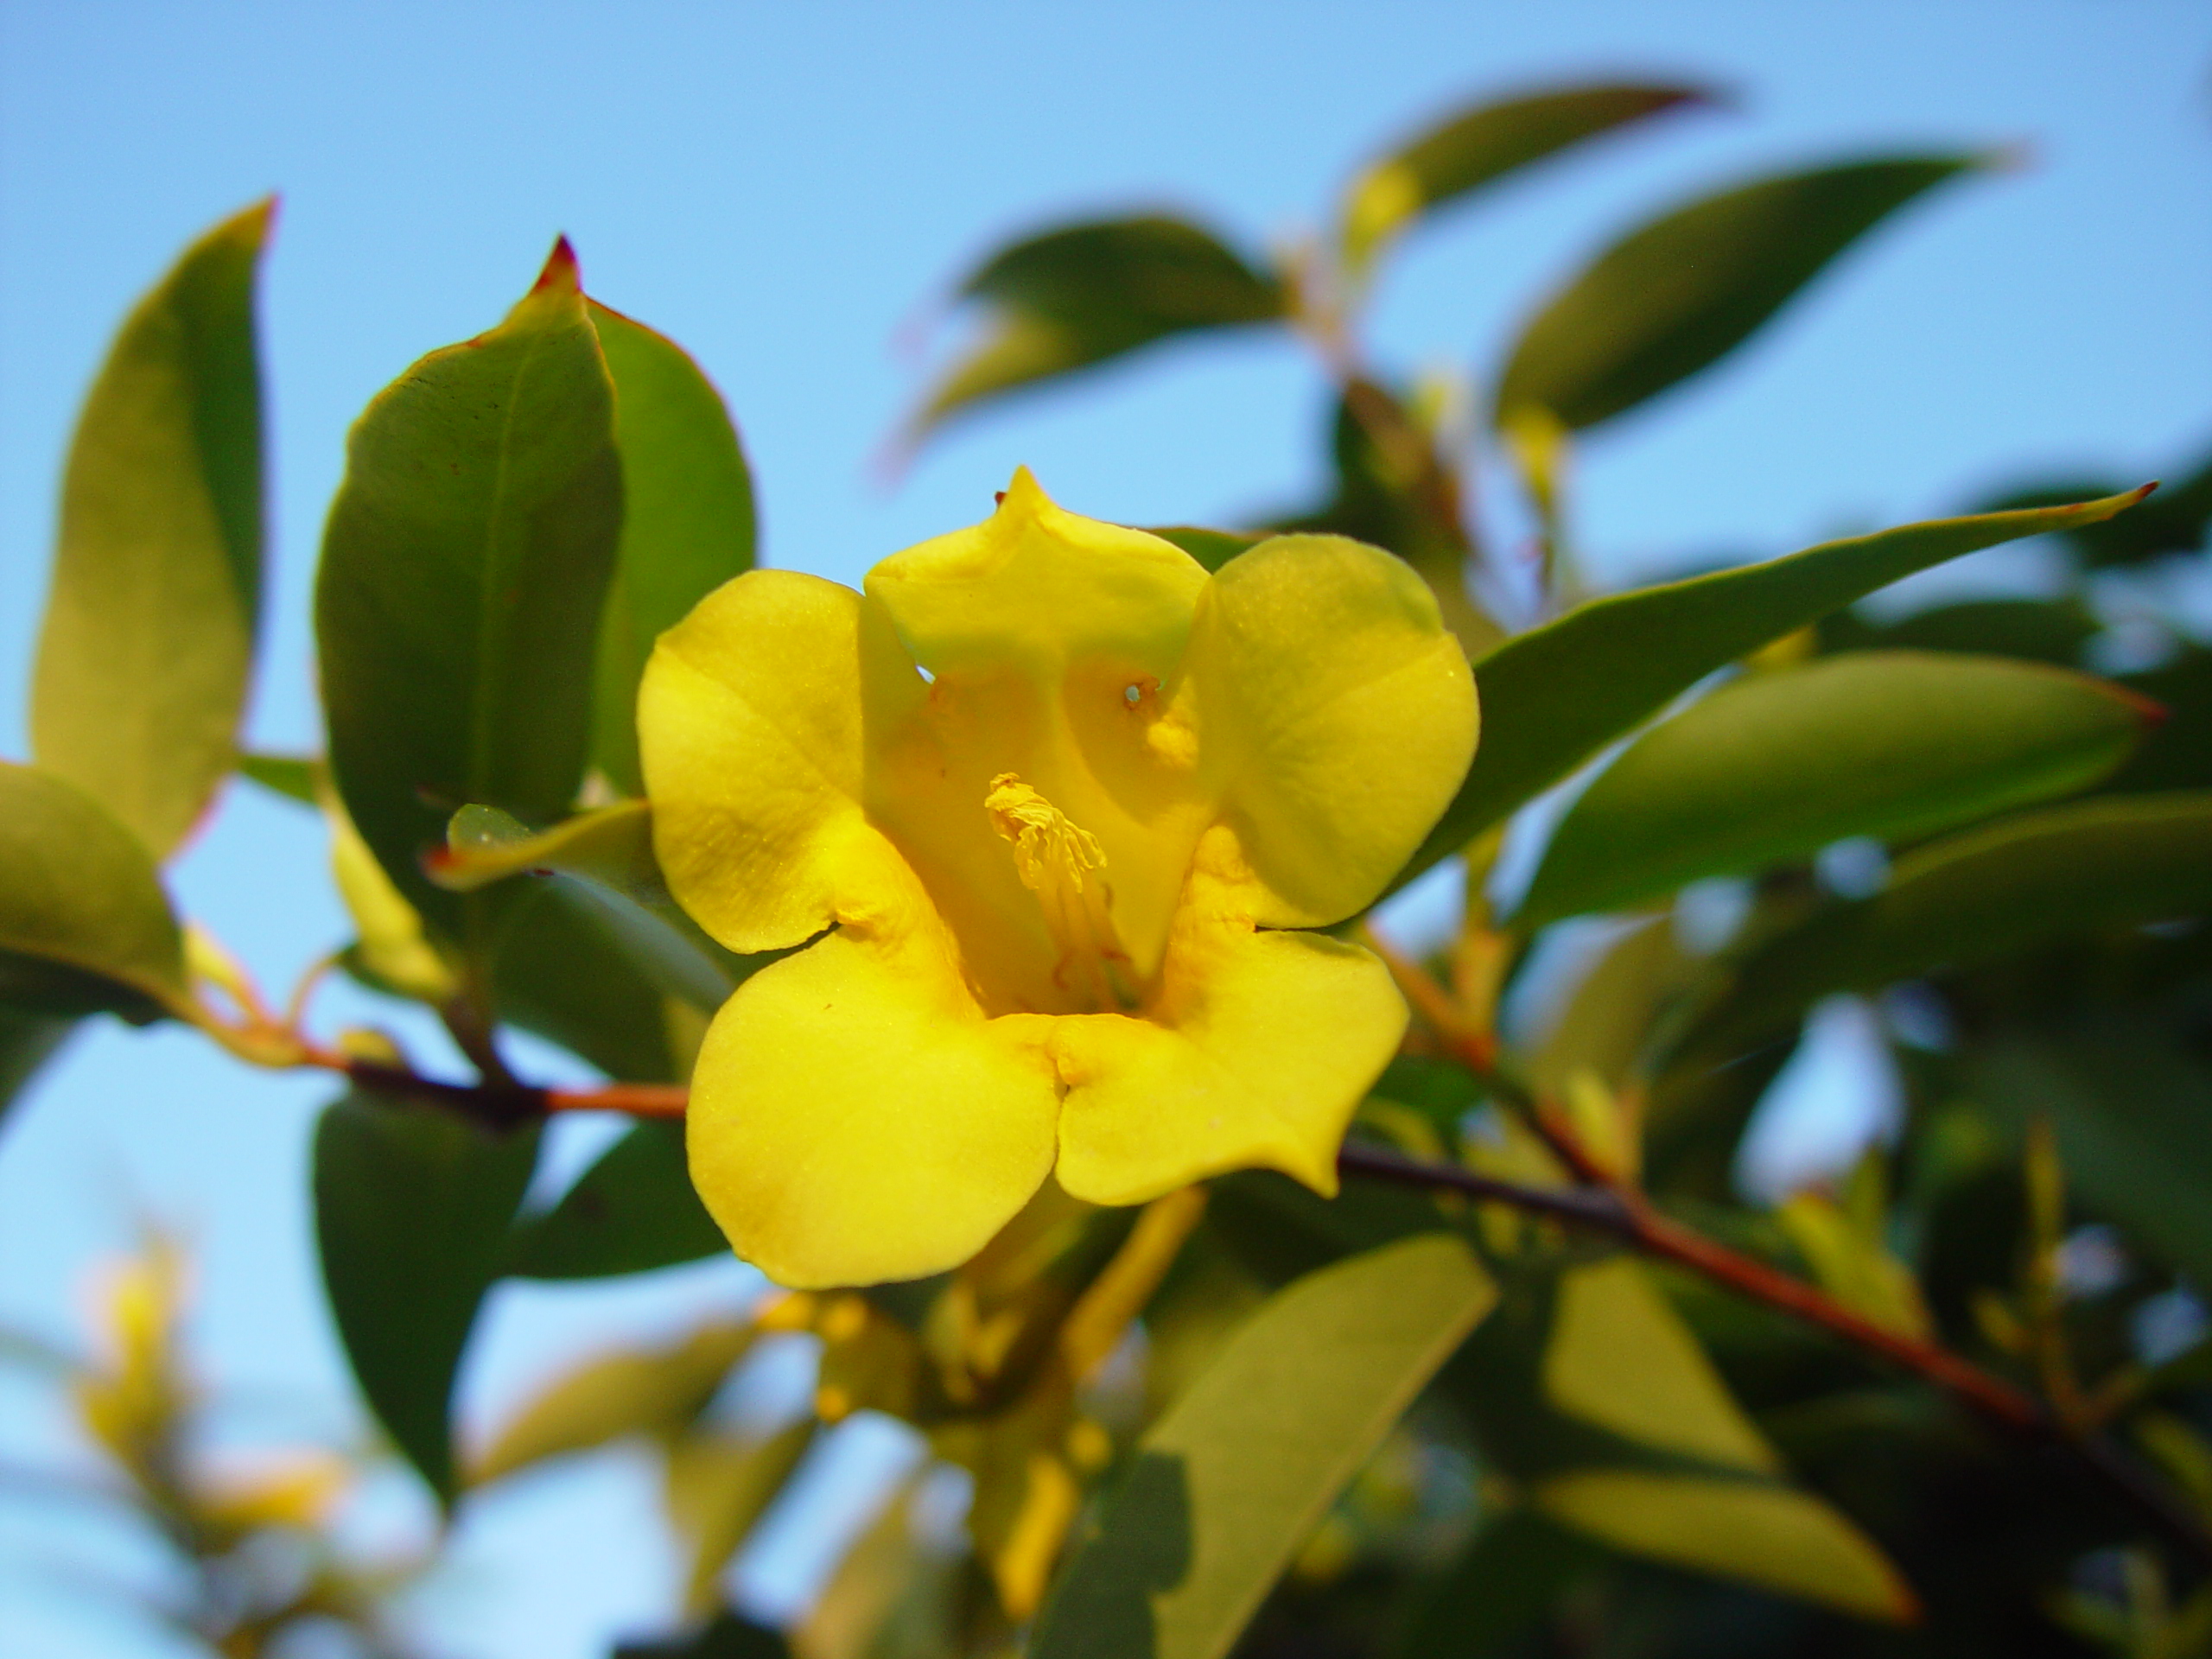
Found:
0,760 -> 187,1020
506,1119 -> 728,1279
1385,1510 -> 1600,1659
1495,156 -> 1982,433
315,240 -> 623,934
1391,487 -> 2153,892
1679,792 -> 2212,1060
587,302 -> 755,797
908,216 -> 1287,438
1518,652 -> 2156,927
469,1319 -> 755,1485
491,885 -> 690,1080
615,1610 -> 791,1659
0,1007 -> 74,1132
667,1421 -> 819,1618
313,1090 -> 539,1502
1973,446 -> 2212,569
237,751 -> 319,806
1340,82 -> 1713,273
32,201 -> 271,858
1033,1232 -> 1495,1659
1530,1469 -> 1916,1621
1821,595 -> 2101,665
1141,525 -> 1262,574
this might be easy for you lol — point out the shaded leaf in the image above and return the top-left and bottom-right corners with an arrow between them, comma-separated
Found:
1496,155 -> 1981,432
617,1610 -> 791,1659
910,216 -> 1286,436
1033,1233 -> 1495,1659
1679,792 -> 2212,1060
1820,596 -> 2101,666
1531,1468 -> 1916,1621
0,761 -> 186,1020
1384,1508 -> 1601,1659
315,239 -> 623,932
2109,645 -> 2212,795
0,1007 -> 74,1131
1518,652 -> 2155,927
587,301 -> 755,797
313,1091 -> 539,1502
505,1119 -> 727,1279
32,201 -> 270,857
1392,487 -> 2154,891
1341,82 -> 1714,273
490,884 -> 688,1081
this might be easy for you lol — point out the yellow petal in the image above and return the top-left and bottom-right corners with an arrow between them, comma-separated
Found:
639,569 -> 927,953
686,849 -> 1061,1289
1052,826 -> 1408,1204
1185,534 -> 1478,927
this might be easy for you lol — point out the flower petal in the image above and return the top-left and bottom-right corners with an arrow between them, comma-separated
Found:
686,851 -> 1062,1288
1185,535 -> 1478,927
1050,826 -> 1408,1204
639,569 -> 927,952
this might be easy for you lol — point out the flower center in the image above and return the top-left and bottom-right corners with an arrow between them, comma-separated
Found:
983,773 -> 1138,1012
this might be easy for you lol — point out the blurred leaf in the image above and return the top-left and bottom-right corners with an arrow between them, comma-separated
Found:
32,200 -> 270,858
909,215 -> 1286,437
1530,1468 -> 1916,1622
506,1119 -> 728,1279
1033,1233 -> 1495,1659
237,751 -> 319,806
1341,81 -> 1714,273
1970,1021 -> 2212,1289
1543,1258 -> 1777,1475
668,1420 -> 817,1617
1679,792 -> 2212,1059
1385,1508 -> 1601,1659
1392,487 -> 2154,891
0,760 -> 187,1020
1495,154 -> 1981,432
321,779 -> 457,1006
315,240 -> 622,933
1518,652 -> 2155,926
587,301 -> 755,797
1141,525 -> 1262,573
1529,916 -> 1692,1097
1973,448 -> 2212,568
0,1007 -> 74,1130
470,1319 -> 754,1485
617,1610 -> 791,1659
1775,1183 -> 1930,1340
313,1090 -> 539,1502
797,1475 -> 935,1659
1821,596 -> 2101,665
2109,645 -> 2212,795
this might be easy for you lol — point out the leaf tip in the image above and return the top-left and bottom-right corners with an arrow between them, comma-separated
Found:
533,235 -> 582,296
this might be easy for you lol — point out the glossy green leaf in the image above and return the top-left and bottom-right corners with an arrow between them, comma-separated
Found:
587,302 -> 755,797
1518,652 -> 2156,927
315,241 -> 623,932
1341,82 -> 1713,273
32,201 -> 270,858
1679,792 -> 2212,1060
1496,156 -> 1981,433
469,1319 -> 755,1485
0,761 -> 187,1020
1531,1469 -> 1916,1621
313,1090 -> 539,1502
1033,1233 -> 1494,1659
909,216 -> 1286,437
506,1119 -> 728,1279
1391,487 -> 2153,891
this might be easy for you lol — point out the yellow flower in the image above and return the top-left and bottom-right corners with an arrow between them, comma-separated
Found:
640,470 -> 1478,1287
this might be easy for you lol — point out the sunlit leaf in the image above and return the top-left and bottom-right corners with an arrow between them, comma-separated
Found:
505,1119 -> 727,1279
32,201 -> 270,857
1340,82 -> 1713,274
315,239 -> 622,934
1033,1233 -> 1495,1659
588,302 -> 755,797
0,760 -> 187,1020
313,1090 -> 539,1502
1495,155 -> 1982,432
908,216 -> 1286,438
1391,487 -> 2154,892
668,1420 -> 817,1617
1517,652 -> 2156,926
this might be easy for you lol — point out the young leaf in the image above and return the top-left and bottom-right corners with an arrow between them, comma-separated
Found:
315,239 -> 623,931
1032,1233 -> 1495,1659
1516,652 -> 2157,927
32,201 -> 271,858
1530,1469 -> 1916,1622
1340,82 -> 1713,275
1495,155 -> 1983,432
1678,791 -> 2212,1060
0,761 -> 187,1020
1390,487 -> 2154,891
505,1119 -> 728,1279
907,216 -> 1286,439
313,1090 -> 539,1503
588,302 -> 756,796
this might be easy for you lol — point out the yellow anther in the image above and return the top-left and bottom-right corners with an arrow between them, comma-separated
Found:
984,774 -> 1135,1011
985,775 -> 1106,894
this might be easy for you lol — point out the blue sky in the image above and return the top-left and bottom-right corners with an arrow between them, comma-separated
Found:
1,3 -> 2207,1653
